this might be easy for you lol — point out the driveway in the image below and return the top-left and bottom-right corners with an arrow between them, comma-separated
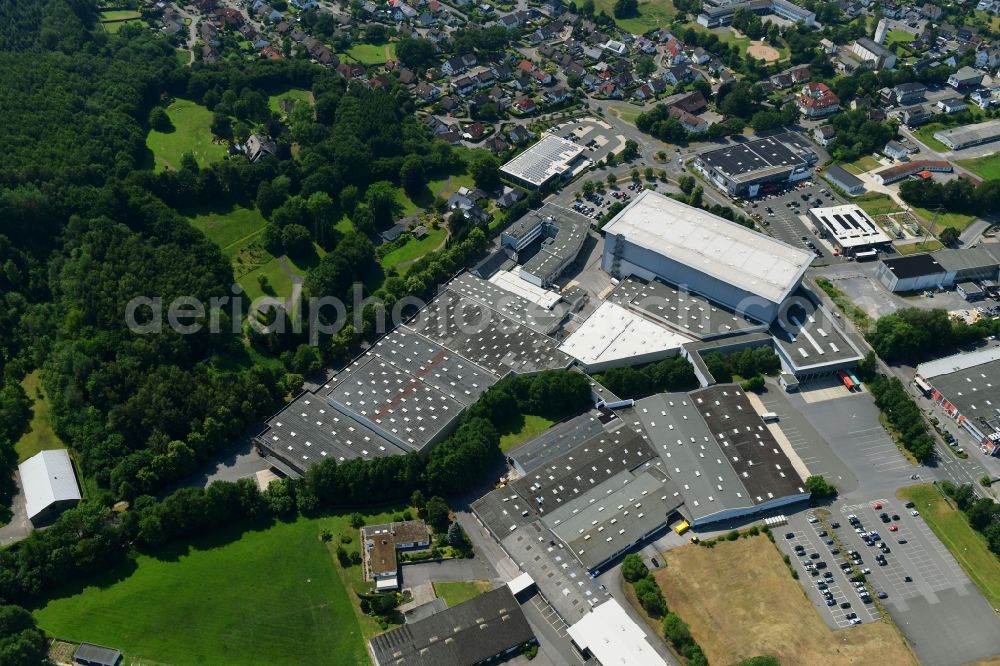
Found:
0,473 -> 32,546
400,557 -> 495,587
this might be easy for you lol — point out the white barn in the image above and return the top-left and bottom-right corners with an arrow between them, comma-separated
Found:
18,449 -> 82,525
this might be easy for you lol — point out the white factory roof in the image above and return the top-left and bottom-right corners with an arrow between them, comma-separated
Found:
567,599 -> 669,666
603,190 -> 813,305
558,301 -> 693,368
809,204 -> 891,249
488,269 -> 563,309
916,346 -> 1000,380
18,449 -> 81,521
500,133 -> 585,187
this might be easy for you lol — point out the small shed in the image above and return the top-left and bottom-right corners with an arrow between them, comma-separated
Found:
74,643 -> 122,666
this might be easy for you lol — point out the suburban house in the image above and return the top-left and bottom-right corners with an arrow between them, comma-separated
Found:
949,66 -> 986,89
797,82 -> 840,117
362,521 -> 432,591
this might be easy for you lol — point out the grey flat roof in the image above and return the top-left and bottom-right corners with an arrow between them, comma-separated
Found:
544,466 -> 683,570
770,290 -> 863,370
880,253 -> 945,279
603,190 -> 814,306
608,276 -> 767,340
260,391 -> 408,473
448,272 -> 566,334
518,204 -> 591,285
923,356 -> 1000,426
697,132 -> 814,179
935,245 -> 1000,273
934,118 -> 1000,148
407,288 -> 572,375
823,164 -> 864,190
500,520 -> 604,622
73,643 -> 121,666
368,587 -> 534,666
508,412 -> 607,473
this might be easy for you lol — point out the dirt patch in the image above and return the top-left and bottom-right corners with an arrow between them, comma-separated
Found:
747,42 -> 781,62
652,535 -> 917,666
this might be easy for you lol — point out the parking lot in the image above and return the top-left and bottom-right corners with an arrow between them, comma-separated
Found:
776,512 -> 882,630
831,497 -> 1000,666
745,181 -> 848,267
552,117 -> 625,166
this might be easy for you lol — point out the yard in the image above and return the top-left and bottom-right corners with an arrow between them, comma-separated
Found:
268,87 -> 314,114
432,581 -> 490,608
957,153 -> 1000,180
381,227 -> 448,273
910,205 -> 976,233
102,19 -> 146,33
237,255 -> 296,302
33,515 -> 374,666
340,42 -> 397,66
14,370 -> 66,463
840,155 -> 883,175
185,204 -> 268,259
894,239 -> 944,255
499,414 -> 555,452
646,535 -> 917,666
885,29 -> 915,48
99,9 -> 141,20
595,0 -> 675,34
898,484 -> 1000,608
146,99 -> 227,171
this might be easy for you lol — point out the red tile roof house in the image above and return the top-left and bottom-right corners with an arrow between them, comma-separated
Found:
797,82 -> 840,118
514,96 -> 536,114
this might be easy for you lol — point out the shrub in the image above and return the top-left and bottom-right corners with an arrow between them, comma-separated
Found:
622,553 -> 649,583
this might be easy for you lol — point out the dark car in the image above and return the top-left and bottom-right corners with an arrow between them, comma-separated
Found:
816,561 -> 827,569
904,575 -> 913,582
830,548 -> 840,555
817,582 -> 828,590
818,530 -> 827,537
840,602 -> 851,609
831,522 -> 840,529
824,572 -> 834,579
785,532 -> 795,539
904,501 -> 915,509
877,591 -> 888,599
891,514 -> 900,521
898,539 -> 908,544
651,557 -> 660,567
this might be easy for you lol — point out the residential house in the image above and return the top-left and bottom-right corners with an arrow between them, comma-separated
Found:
669,107 -> 708,132
899,105 -> 932,126
415,82 -> 441,101
797,82 -> 840,117
442,56 -> 467,76
246,134 -> 277,163
691,47 -> 710,65
892,82 -> 927,105
514,96 -> 537,114
937,96 -> 968,113
497,187 -> 525,208
664,64 -> 692,86
507,125 -> 534,143
814,124 -> 835,146
976,48 -> 1000,71
399,68 -> 416,85
453,76 -> 476,95
663,89 -> 706,113
948,66 -> 985,89
484,135 -> 508,153
545,86 -> 570,103
920,2 -> 941,18
971,88 -> 995,109
498,13 -> 521,28
883,139 -> 910,159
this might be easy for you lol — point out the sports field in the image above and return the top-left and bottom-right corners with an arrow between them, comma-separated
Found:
34,516 -> 372,665
186,205 -> 268,259
146,99 -> 227,171
898,484 -> 1000,608
14,370 -> 66,463
649,535 -> 917,665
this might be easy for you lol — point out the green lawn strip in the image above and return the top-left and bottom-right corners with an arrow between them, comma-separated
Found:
184,205 -> 268,258
897,485 -> 1000,608
34,516 -> 371,666
885,29 -> 915,47
912,123 -> 952,153
146,99 -> 227,172
268,88 -> 314,114
499,414 -> 555,452
956,153 -> 1000,180
381,227 -> 448,272
894,239 -> 943,255
910,206 -> 976,233
103,20 -> 145,33
433,581 -> 490,608
99,9 -> 141,20
14,370 -> 67,463
814,277 -> 872,330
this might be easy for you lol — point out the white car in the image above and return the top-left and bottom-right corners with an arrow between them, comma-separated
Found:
910,510 -> 919,516
851,618 -> 862,625
808,516 -> 819,524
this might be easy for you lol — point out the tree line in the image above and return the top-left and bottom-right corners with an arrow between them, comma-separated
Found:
941,482 -> 1000,560
867,376 -> 936,463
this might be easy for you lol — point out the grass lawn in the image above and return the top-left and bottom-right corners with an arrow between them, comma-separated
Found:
957,153 -> 1000,180
99,9 -> 141,20
14,370 -> 67,463
499,415 -> 555,453
426,172 -> 475,201
185,204 -> 268,259
913,123 -> 952,153
645,535 -> 917,666
238,256 -> 295,302
334,215 -> 356,235
34,515 -> 372,666
102,19 -> 146,33
595,0 -> 675,33
381,227 -> 448,272
911,206 -> 976,233
855,192 -> 900,217
268,88 -> 314,114
606,103 -> 642,125
886,29 -> 915,47
840,155 -> 883,175
146,99 -> 227,172
340,42 -> 396,65
898,485 -> 1000,608
433,581 -> 490,608
895,239 -> 944,255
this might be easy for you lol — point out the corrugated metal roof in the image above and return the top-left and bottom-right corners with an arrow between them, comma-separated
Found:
18,449 -> 81,521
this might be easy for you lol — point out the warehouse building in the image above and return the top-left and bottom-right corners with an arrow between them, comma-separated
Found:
872,160 -> 951,185
851,37 -> 897,69
809,204 -> 892,257
934,118 -> 1000,150
500,204 -> 591,288
693,132 -> 818,198
558,301 -> 694,372
568,600 -> 669,666
823,164 -> 866,195
500,133 -> 586,188
18,449 -> 82,525
876,253 -> 947,292
915,347 -> 1000,455
769,290 -> 864,379
368,587 -> 535,666
602,190 -> 814,323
